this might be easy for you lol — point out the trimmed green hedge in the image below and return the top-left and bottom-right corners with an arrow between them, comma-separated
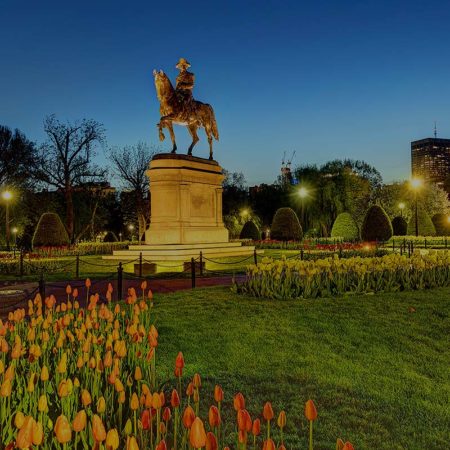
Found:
391,216 -> 408,236
432,213 -> 450,236
32,213 -> 70,248
270,208 -> 303,241
239,221 -> 261,240
331,212 -> 359,240
407,209 -> 436,236
361,205 -> 393,242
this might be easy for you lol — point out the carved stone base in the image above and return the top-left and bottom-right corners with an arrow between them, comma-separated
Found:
144,153 -> 229,245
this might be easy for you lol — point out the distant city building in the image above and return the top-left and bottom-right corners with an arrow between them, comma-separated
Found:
411,138 -> 450,190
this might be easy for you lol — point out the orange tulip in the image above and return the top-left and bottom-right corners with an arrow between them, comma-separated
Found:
171,389 -> 180,407
263,402 -> 274,421
189,417 -> 207,449
277,411 -> 286,429
186,382 -> 194,397
162,406 -> 172,422
85,278 -> 91,288
81,389 -> 92,406
263,439 -> 276,450
1,379 -> 12,397
141,410 -> 151,430
16,416 -> 34,449
278,445 -> 286,450
126,435 -> 140,450
131,392 -> 139,410
73,410 -> 87,432
342,443 -> 355,450
32,420 -> 44,446
304,399 -> 318,421
152,391 -> 162,409
252,418 -> 261,436
214,385 -> 223,403
106,428 -> 120,450
97,396 -> 106,413
134,366 -> 142,381
54,415 -> 72,444
206,432 -> 218,450
175,351 -> 184,369
192,373 -> 201,388
182,405 -> 196,428
233,392 -> 245,411
65,285 -> 72,295
237,409 -> 252,432
92,414 -> 107,442
208,405 -> 221,428
156,440 -> 167,450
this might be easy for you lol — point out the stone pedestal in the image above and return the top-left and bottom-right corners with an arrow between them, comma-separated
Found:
145,153 -> 229,245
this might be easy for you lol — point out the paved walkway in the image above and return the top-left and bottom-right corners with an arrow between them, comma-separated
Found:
0,275 -> 245,317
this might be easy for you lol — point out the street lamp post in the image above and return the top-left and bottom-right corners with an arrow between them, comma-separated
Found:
297,187 -> 308,227
128,224 -> 135,242
398,202 -> 405,218
2,191 -> 13,251
410,178 -> 422,237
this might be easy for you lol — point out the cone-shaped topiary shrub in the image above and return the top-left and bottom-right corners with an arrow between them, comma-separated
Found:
239,221 -> 261,240
330,212 -> 359,240
407,209 -> 436,236
270,207 -> 303,241
391,216 -> 408,236
361,205 -> 393,242
103,231 -> 118,242
32,212 -> 70,248
432,213 -> 450,236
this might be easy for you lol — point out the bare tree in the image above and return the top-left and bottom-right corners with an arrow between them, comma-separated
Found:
109,142 -> 155,240
34,115 -> 106,241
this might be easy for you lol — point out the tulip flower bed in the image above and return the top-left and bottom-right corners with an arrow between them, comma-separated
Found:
240,252 -> 450,299
0,286 -> 356,450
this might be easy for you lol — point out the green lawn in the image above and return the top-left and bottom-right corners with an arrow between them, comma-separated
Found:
149,286 -> 450,450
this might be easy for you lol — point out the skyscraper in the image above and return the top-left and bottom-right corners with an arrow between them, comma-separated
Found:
411,138 -> 450,190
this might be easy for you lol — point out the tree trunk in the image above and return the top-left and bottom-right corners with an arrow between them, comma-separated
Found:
65,188 -> 74,242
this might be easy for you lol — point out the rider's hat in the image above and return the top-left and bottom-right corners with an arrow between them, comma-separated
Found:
176,58 -> 191,69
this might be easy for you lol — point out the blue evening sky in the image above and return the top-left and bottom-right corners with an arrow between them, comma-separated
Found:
1,0 -> 450,185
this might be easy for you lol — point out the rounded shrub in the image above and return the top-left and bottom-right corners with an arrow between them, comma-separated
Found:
270,207 -> 303,241
407,209 -> 436,236
32,212 -> 70,248
361,205 -> 393,242
391,216 -> 408,236
330,212 -> 359,241
239,221 -> 261,240
432,213 -> 450,236
103,231 -> 118,242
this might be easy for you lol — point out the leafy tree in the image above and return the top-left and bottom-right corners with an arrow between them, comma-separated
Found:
33,115 -> 106,241
271,207 -> 303,241
361,205 -> 393,242
109,142 -> 155,240
407,209 -> 436,236
249,183 -> 287,228
222,170 -> 248,216
0,125 -> 36,187
331,212 -> 359,240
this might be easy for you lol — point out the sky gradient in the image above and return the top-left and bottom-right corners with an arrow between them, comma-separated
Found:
1,0 -> 450,185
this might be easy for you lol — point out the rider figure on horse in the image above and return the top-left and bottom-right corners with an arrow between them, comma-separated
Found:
175,58 -> 195,119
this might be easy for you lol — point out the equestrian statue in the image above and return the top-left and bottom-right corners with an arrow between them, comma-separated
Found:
153,58 -> 219,160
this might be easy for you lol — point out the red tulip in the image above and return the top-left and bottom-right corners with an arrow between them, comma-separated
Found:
304,399 -> 318,421
252,418 -> 261,436
263,402 -> 274,421
233,392 -> 245,411
237,409 -> 252,432
214,385 -> 224,403
171,389 -> 180,408
343,443 -> 355,450
205,431 -> 218,450
175,352 -> 185,369
141,410 -> 151,430
208,405 -> 221,428
162,407 -> 171,422
263,439 -> 276,450
156,440 -> 167,450
182,405 -> 195,428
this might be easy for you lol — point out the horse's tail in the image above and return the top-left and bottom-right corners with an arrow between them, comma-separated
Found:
208,105 -> 219,141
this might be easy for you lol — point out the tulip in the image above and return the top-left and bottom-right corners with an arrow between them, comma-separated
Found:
54,415 -> 72,444
92,414 -> 107,442
233,392 -> 245,411
141,409 -> 151,430
32,420 -> 44,445
131,392 -> 139,410
336,439 -> 345,450
73,410 -> 87,432
16,416 -> 34,449
134,366 -> 142,381
208,405 -> 221,428
97,396 -> 106,413
237,409 -> 252,432
214,385 -> 224,403
193,373 -> 201,388
38,394 -> 48,413
263,439 -> 276,450
189,417 -> 207,449
124,419 -> 133,436
126,436 -> 140,450
162,406 -> 171,422
304,400 -> 318,450
15,412 -> 26,429
106,428 -> 120,450
81,389 -> 92,406
156,440 -> 167,450
40,365 -> 49,381
182,405 -> 196,428
206,432 -> 218,450
342,443 -> 355,450
277,410 -> 286,443
252,418 -> 261,436
0,379 -> 12,397
171,389 -> 180,407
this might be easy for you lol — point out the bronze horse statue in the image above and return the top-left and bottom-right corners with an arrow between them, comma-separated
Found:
153,69 -> 219,160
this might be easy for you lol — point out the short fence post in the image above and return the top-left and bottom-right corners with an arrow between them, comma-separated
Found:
19,250 -> 24,277
199,251 -> 203,276
400,243 -> 403,256
117,262 -> 123,302
191,257 -> 196,289
39,272 -> 45,299
424,238 -> 427,249
253,248 -> 258,265
300,248 -> 304,260
407,242 -> 411,258
392,239 -> 395,251
75,254 -> 80,278
139,252 -> 143,278
445,237 -> 448,249
338,246 -> 343,259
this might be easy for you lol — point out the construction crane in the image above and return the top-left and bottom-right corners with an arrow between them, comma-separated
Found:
281,151 -> 296,184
